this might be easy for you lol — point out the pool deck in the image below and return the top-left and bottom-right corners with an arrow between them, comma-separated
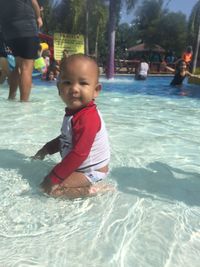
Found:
100,73 -> 174,77
100,73 -> 200,86
115,73 -> 173,77
188,76 -> 200,85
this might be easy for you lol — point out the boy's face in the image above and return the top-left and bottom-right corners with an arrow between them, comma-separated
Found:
58,58 -> 101,110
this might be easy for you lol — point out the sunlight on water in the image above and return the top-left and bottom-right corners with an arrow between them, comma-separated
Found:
0,76 -> 200,267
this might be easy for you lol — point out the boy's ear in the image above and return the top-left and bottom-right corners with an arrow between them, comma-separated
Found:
94,83 -> 102,98
96,83 -> 102,92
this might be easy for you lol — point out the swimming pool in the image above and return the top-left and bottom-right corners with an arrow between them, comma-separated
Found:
0,76 -> 200,267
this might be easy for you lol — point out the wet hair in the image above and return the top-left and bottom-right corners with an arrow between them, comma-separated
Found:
60,54 -> 100,78
140,55 -> 148,62
176,59 -> 187,71
186,46 -> 193,53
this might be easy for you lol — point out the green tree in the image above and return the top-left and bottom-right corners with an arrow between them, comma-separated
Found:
106,0 -> 138,78
158,12 -> 187,56
57,0 -> 85,34
115,23 -> 138,59
131,0 -> 189,60
54,0 -> 108,57
88,1 -> 108,57
41,0 -> 59,34
134,0 -> 168,47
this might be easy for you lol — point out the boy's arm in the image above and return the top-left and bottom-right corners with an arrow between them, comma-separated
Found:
32,136 -> 60,160
49,111 -> 101,184
43,136 -> 61,155
31,0 -> 43,28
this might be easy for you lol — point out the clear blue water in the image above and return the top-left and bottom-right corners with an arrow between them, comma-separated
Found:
0,76 -> 200,267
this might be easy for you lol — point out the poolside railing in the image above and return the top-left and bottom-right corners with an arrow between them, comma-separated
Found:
113,59 -> 176,75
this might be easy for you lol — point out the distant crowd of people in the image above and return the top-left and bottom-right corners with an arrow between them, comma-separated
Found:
33,44 -> 65,81
134,45 -> 196,86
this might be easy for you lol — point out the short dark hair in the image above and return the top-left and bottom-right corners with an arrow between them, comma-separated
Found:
60,54 -> 100,77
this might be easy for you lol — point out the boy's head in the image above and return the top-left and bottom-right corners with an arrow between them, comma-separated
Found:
57,54 -> 101,110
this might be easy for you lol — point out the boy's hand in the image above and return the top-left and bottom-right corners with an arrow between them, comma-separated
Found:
40,175 -> 60,195
31,147 -> 48,160
40,175 -> 53,194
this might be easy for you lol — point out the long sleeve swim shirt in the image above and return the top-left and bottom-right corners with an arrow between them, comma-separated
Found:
44,101 -> 110,184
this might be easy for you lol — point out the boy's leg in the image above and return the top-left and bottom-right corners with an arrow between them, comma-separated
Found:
41,172 -> 92,198
41,168 -> 114,198
51,182 -> 114,198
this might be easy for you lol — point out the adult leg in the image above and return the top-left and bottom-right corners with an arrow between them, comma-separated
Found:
0,57 -> 10,84
8,64 -> 19,100
18,57 -> 34,102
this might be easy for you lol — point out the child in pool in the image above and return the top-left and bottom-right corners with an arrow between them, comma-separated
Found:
32,54 -> 111,198
164,59 -> 196,86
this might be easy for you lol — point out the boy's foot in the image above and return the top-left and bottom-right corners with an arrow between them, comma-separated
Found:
89,182 -> 116,196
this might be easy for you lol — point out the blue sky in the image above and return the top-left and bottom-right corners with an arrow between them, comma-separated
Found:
121,0 -> 199,23
167,0 -> 198,16
54,0 -> 198,20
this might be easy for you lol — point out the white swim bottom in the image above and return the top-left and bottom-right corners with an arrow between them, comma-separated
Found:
84,170 -> 108,184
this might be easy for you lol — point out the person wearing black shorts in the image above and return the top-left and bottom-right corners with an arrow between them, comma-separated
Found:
0,0 -> 43,101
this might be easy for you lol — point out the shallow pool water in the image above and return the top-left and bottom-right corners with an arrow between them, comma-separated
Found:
0,76 -> 200,267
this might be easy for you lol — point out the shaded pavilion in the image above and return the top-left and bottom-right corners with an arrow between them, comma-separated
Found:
127,43 -> 166,73
127,43 -> 165,54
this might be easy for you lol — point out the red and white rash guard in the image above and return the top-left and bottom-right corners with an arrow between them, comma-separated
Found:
43,101 -> 110,184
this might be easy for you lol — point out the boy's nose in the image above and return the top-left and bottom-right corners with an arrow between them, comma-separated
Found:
70,83 -> 79,92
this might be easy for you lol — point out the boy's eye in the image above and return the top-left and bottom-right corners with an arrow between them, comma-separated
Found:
62,80 -> 71,85
80,81 -> 89,85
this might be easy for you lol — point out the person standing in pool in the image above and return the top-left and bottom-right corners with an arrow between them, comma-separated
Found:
135,56 -> 149,80
164,60 -> 196,86
32,54 -> 111,198
0,0 -> 43,101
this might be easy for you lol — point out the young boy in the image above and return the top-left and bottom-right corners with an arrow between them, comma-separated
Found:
32,54 -> 110,198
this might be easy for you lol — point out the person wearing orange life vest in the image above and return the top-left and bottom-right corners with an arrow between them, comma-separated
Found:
182,46 -> 193,71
